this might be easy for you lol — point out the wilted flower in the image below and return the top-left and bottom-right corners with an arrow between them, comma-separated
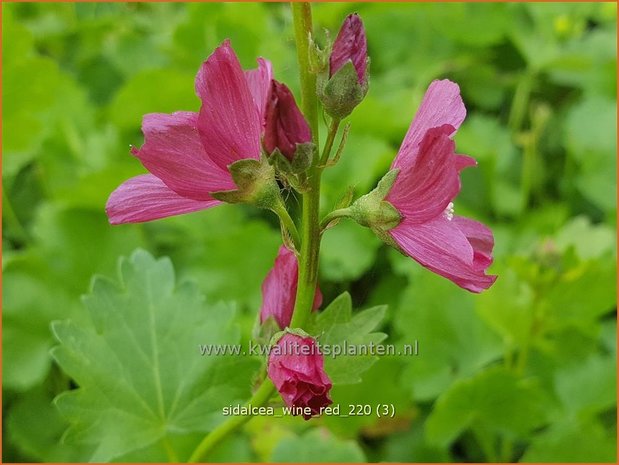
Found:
106,41 -> 273,224
319,13 -> 369,119
260,246 -> 322,329
263,81 -> 312,160
350,80 -> 497,293
267,333 -> 332,419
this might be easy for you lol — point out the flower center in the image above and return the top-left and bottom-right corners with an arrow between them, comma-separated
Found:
444,202 -> 454,221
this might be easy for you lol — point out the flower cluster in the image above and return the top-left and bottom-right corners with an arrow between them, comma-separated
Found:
106,12 -> 495,420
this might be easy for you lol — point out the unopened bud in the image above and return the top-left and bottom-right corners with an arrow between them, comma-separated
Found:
264,81 -> 312,160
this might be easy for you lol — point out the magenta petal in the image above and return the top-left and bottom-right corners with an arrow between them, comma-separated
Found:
263,80 -> 312,160
245,57 -> 273,128
267,333 -> 332,419
106,174 -> 219,225
195,40 -> 262,170
393,80 -> 466,169
453,216 -> 495,269
387,125 -> 461,223
260,246 -> 299,329
132,112 -> 234,201
260,246 -> 322,329
330,13 -> 368,83
389,216 -> 496,293
456,154 -> 477,171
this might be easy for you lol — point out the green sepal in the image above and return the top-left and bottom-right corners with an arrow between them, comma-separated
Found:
318,60 -> 369,120
323,187 -> 355,231
270,142 -> 315,175
284,327 -> 313,338
268,142 -> 316,193
349,169 -> 403,251
252,314 -> 282,346
211,156 -> 282,210
268,326 -> 313,349
308,34 -> 329,74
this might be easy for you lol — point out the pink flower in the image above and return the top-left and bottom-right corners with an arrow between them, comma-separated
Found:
106,41 -> 272,224
330,13 -> 368,85
267,333 -> 332,419
260,246 -> 323,329
263,80 -> 312,160
385,80 -> 497,293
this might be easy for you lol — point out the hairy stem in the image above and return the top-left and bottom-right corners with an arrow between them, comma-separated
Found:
273,202 -> 301,249
290,2 -> 322,329
319,118 -> 341,165
320,207 -> 352,230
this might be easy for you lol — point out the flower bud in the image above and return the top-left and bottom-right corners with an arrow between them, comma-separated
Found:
260,246 -> 323,330
319,13 -> 369,119
330,13 -> 368,85
267,333 -> 332,419
263,80 -> 312,160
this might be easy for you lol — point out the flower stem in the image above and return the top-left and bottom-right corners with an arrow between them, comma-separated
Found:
319,118 -> 341,165
292,2 -> 319,144
289,2 -> 322,329
188,379 -> 275,463
273,202 -> 301,249
188,4 -> 321,460
320,207 -> 352,230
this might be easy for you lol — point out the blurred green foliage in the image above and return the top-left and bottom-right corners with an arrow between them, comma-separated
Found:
2,2 -> 616,463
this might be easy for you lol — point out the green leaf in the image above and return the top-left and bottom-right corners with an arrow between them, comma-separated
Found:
308,293 -> 387,385
320,221 -> 382,282
108,69 -> 198,131
2,264 -> 78,391
554,216 -> 616,260
7,386 -> 92,462
554,354 -> 616,417
566,96 -> 617,212
322,358 -> 412,438
476,267 -> 535,347
2,8 -> 91,180
270,428 -> 366,462
425,367 -> 547,447
382,425 -> 451,463
154,207 -> 282,309
33,205 -> 144,295
429,3 -> 510,46
51,249 -> 258,461
393,266 -> 503,401
522,419 -> 616,463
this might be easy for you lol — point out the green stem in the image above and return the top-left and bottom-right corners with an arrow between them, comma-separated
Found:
319,118 -> 341,165
273,202 -> 301,249
320,207 -> 352,230
188,4 -> 321,460
292,3 -> 319,145
188,380 -> 275,463
289,2 -> 322,329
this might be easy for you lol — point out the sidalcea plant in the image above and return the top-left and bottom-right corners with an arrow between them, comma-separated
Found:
105,4 -> 496,461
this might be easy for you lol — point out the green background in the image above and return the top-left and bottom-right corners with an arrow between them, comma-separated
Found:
2,2 -> 617,462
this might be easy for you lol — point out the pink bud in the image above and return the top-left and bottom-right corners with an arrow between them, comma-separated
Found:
330,13 -> 368,84
267,333 -> 332,419
263,81 -> 312,160
260,246 -> 322,329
